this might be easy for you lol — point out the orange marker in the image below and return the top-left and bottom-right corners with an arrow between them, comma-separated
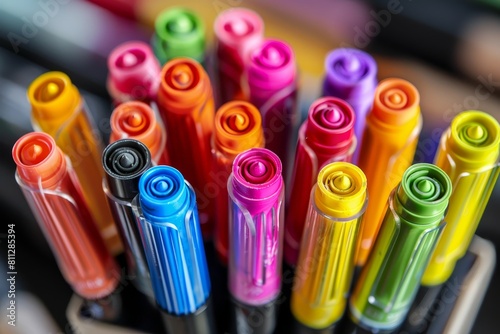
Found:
110,101 -> 169,165
157,58 -> 215,238
12,132 -> 120,299
355,78 -> 422,266
27,72 -> 122,255
212,101 -> 265,264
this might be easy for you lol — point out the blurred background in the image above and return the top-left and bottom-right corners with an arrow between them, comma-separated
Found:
0,0 -> 499,333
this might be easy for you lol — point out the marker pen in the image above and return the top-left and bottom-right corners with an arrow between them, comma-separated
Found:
228,148 -> 284,334
248,39 -> 298,181
214,8 -> 264,104
322,48 -> 377,163
157,57 -> 215,238
28,71 -> 122,255
151,7 -> 205,65
284,97 -> 356,266
291,162 -> 367,332
422,111 -> 500,285
13,132 -> 121,318
212,101 -> 265,264
107,41 -> 161,105
349,163 -> 452,333
132,166 -> 216,334
102,139 -> 154,299
110,101 -> 169,165
355,78 -> 422,267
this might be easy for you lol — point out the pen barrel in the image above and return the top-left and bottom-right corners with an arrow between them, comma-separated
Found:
285,97 -> 356,266
230,297 -> 277,334
350,164 -> 452,331
292,163 -> 367,329
248,39 -> 298,179
158,58 -> 215,237
212,101 -> 265,264
13,133 -> 119,300
102,139 -> 154,298
161,297 -> 216,334
28,72 -> 120,255
228,148 -> 284,307
214,8 -> 264,104
422,111 -> 500,286
134,166 -> 211,315
152,7 -> 205,65
110,101 -> 169,165
107,41 -> 161,104
322,49 -> 377,164
355,78 -> 421,267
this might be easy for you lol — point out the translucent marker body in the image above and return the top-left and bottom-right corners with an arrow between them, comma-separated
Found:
212,101 -> 265,264
285,97 -> 356,266
107,41 -> 161,105
110,101 -> 169,165
349,163 -> 452,332
28,72 -> 121,254
228,148 -> 284,334
355,78 -> 422,267
13,132 -> 120,303
133,166 -> 215,334
322,48 -> 377,163
291,162 -> 367,331
157,57 -> 215,238
248,39 -> 298,180
422,111 -> 500,286
214,8 -> 264,104
151,7 -> 206,65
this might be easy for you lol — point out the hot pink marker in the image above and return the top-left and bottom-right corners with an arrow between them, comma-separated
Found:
247,39 -> 297,182
214,8 -> 264,104
228,148 -> 284,334
107,41 -> 161,105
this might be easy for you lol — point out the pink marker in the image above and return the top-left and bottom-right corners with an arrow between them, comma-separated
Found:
107,41 -> 161,105
214,8 -> 264,104
284,97 -> 356,266
228,148 -> 284,334
247,39 -> 297,181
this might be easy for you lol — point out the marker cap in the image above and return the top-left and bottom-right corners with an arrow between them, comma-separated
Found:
153,7 -> 205,64
110,101 -> 166,164
107,41 -> 161,102
214,101 -> 264,156
135,166 -> 210,315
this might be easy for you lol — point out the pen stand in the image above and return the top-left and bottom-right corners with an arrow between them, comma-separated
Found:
66,236 -> 495,334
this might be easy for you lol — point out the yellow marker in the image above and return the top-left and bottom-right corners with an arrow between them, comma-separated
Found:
422,111 -> 500,286
28,72 -> 122,255
291,162 -> 367,330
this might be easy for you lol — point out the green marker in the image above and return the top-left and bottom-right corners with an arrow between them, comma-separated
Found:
349,163 -> 452,332
152,7 -> 206,65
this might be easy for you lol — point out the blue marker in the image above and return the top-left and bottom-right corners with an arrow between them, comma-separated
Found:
132,166 -> 216,334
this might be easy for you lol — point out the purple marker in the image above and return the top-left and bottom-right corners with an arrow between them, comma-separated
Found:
228,148 -> 284,334
247,39 -> 297,182
323,48 -> 377,163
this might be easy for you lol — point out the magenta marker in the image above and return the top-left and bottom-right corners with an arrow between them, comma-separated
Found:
214,8 -> 264,104
228,148 -> 284,334
322,48 -> 377,163
247,39 -> 298,181
107,41 -> 161,105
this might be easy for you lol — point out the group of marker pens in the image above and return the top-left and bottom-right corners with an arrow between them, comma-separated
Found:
10,6 -> 500,334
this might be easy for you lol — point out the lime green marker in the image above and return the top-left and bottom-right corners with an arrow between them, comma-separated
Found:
349,163 -> 452,332
152,7 -> 206,65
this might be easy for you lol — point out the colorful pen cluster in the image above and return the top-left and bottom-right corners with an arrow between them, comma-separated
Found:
10,6 -> 499,334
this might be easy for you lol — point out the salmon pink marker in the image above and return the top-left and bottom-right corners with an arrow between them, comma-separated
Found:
284,97 -> 356,266
248,39 -> 298,181
228,148 -> 284,334
107,41 -> 161,105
